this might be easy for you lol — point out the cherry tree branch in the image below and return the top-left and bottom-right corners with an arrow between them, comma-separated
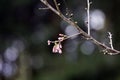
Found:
40,0 -> 120,55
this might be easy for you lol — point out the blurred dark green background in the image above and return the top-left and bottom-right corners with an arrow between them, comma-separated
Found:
0,0 -> 120,80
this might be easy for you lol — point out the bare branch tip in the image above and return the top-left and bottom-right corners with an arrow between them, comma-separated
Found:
85,8 -> 87,10
58,3 -> 60,6
75,21 -> 78,24
90,2 -> 92,5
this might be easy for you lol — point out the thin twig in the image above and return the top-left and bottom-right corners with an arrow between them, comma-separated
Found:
87,0 -> 90,35
53,0 -> 61,14
40,0 -> 120,55
108,32 -> 114,49
64,33 -> 81,40
49,33 -> 81,43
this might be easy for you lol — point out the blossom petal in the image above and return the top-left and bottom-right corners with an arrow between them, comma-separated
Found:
58,49 -> 62,54
47,40 -> 51,45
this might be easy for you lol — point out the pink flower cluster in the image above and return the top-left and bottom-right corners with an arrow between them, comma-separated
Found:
47,34 -> 66,54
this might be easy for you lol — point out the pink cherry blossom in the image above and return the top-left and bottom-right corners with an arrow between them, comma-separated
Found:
47,33 -> 66,54
52,43 -> 62,54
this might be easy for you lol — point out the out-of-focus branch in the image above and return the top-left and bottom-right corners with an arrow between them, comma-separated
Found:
40,0 -> 120,55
